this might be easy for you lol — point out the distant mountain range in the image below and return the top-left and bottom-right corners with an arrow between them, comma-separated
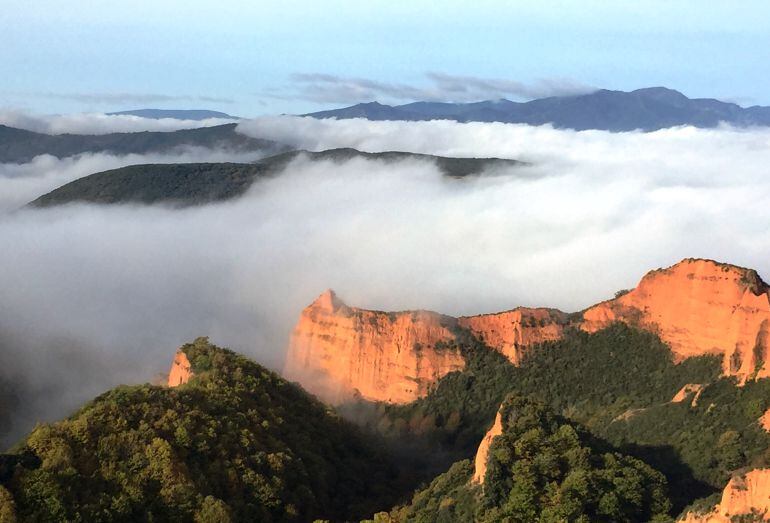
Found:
28,149 -> 523,207
107,109 -> 237,120
305,87 -> 770,131
0,123 -> 278,164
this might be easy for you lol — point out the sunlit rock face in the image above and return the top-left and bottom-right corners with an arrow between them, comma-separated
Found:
473,408 -> 504,484
283,290 -> 464,404
583,258 -> 770,382
759,408 -> 770,433
167,351 -> 193,387
671,383 -> 705,407
459,308 -> 567,364
284,259 -> 770,405
680,468 -> 770,522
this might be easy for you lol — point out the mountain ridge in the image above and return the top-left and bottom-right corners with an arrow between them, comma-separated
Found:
0,123 -> 279,164
305,87 -> 770,131
27,149 -> 525,208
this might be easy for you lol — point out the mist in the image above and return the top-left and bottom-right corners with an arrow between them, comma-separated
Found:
3,118 -> 770,446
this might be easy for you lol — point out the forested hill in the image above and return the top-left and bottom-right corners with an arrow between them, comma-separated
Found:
0,123 -> 279,164
378,394 -> 673,522
0,338 -> 401,522
28,149 -> 524,208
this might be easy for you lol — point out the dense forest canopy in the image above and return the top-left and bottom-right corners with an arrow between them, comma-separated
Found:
373,394 -> 672,522
0,338 -> 400,522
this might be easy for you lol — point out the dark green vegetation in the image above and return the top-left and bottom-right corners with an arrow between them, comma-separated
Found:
374,395 -> 672,523
0,379 -> 17,446
353,324 -> 770,517
0,338 -> 400,522
29,148 -> 524,207
0,123 -> 278,164
30,163 -> 270,207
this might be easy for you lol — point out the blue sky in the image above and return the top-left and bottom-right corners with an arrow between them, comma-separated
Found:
2,0 -> 769,116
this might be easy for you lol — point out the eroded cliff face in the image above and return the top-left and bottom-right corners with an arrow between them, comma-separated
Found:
459,308 -> 567,364
583,258 -> 770,382
167,351 -> 193,387
681,468 -> 770,522
283,290 -> 464,404
473,409 -> 504,484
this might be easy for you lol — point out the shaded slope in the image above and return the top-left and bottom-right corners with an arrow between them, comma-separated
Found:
376,394 -> 672,522
306,87 -> 770,131
28,149 -> 524,207
0,123 -> 278,164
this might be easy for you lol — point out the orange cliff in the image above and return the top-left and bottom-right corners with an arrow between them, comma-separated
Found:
167,350 -> 193,387
284,259 -> 770,404
582,258 -> 770,382
283,290 -> 465,404
473,408 -> 504,484
681,468 -> 770,522
459,308 -> 567,364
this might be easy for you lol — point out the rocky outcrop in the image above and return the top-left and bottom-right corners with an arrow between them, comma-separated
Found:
473,409 -> 504,484
285,259 -> 770,404
167,351 -> 193,387
760,409 -> 770,433
672,383 -> 705,407
458,308 -> 567,364
283,290 -> 465,404
583,259 -> 770,382
681,469 -> 770,522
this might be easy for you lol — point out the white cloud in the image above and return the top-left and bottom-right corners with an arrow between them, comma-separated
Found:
272,72 -> 595,105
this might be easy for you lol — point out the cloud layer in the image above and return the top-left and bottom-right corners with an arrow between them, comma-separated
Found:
274,72 -> 595,105
0,109 -> 237,135
3,117 -> 770,445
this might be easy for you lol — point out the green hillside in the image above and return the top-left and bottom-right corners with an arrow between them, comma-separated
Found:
373,394 -> 672,522
350,324 -> 770,516
29,149 -> 524,207
0,338 -> 400,522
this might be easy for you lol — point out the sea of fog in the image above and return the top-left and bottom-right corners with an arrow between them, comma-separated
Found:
2,112 -> 770,445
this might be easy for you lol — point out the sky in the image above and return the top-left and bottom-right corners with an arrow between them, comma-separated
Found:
2,0 -> 770,116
